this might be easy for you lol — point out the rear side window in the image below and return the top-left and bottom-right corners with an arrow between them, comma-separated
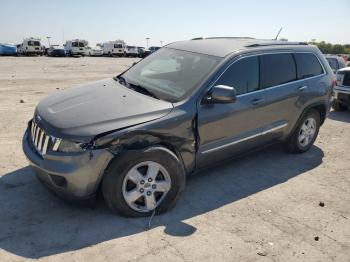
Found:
326,58 -> 339,71
215,56 -> 259,95
294,53 -> 324,79
260,53 -> 296,88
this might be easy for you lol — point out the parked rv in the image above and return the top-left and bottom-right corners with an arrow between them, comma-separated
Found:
102,41 -> 125,57
0,43 -> 17,56
64,39 -> 88,56
18,38 -> 43,55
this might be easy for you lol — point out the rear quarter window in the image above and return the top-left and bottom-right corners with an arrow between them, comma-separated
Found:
260,53 -> 296,88
294,53 -> 324,79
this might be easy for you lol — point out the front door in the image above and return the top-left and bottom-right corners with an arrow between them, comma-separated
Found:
196,55 -> 269,168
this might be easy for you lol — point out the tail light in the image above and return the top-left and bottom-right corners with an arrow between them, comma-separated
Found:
332,76 -> 337,88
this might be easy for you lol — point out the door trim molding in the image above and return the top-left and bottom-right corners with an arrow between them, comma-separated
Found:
201,123 -> 288,154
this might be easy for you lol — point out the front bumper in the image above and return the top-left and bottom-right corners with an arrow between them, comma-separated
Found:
333,86 -> 350,105
22,130 -> 113,201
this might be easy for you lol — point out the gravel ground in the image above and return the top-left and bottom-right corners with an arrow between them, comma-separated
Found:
0,56 -> 349,262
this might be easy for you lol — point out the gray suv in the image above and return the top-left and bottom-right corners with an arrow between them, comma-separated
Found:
22,38 -> 333,217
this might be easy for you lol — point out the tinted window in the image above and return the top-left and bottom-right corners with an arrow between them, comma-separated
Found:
326,58 -> 338,71
215,56 -> 259,95
260,53 -> 296,88
294,53 -> 324,79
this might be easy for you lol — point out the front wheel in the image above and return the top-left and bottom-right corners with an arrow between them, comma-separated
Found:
102,147 -> 186,217
285,109 -> 320,153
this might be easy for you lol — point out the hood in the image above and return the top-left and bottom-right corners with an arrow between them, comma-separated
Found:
36,79 -> 173,141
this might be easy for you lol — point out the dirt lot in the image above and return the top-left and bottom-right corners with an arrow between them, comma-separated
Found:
0,56 -> 349,262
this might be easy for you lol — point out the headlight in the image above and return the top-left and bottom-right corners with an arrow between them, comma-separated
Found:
57,140 -> 85,153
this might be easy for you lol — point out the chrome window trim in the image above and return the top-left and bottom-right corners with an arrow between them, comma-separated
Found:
207,51 -> 326,99
201,123 -> 288,154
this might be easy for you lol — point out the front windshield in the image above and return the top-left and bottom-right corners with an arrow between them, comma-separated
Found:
121,48 -> 221,102
28,41 -> 40,46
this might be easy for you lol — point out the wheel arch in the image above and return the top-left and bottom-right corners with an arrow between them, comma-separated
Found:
290,102 -> 327,137
95,138 -> 187,196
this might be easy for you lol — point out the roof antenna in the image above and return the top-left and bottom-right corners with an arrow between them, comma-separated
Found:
274,27 -> 283,40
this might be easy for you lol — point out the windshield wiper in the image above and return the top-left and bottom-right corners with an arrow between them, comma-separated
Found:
115,75 -> 159,99
115,75 -> 128,86
128,83 -> 160,100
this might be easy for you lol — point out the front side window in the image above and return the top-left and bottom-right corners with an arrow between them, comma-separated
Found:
121,48 -> 221,102
260,53 -> 296,88
215,56 -> 259,95
295,53 -> 324,78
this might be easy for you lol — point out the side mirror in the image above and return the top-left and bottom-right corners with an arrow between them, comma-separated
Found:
203,85 -> 237,104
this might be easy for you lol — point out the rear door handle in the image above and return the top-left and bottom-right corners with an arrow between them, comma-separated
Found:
298,86 -> 308,91
251,98 -> 265,105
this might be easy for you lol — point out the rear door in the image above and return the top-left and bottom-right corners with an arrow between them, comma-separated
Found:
197,55 -> 269,167
261,52 -> 325,141
258,53 -> 300,141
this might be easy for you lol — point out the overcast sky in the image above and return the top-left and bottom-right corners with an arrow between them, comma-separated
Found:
1,0 -> 349,47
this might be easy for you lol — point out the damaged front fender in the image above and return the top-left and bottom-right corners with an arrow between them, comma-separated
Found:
93,107 -> 198,174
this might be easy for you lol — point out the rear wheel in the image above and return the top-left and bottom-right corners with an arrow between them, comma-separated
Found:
332,101 -> 347,111
286,109 -> 320,153
102,147 -> 186,217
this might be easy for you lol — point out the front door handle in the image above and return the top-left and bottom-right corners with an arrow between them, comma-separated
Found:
298,86 -> 308,91
251,98 -> 265,106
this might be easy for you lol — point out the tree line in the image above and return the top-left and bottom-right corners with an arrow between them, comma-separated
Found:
309,41 -> 350,55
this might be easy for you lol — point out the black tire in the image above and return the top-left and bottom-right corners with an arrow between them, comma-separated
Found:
332,101 -> 347,111
285,109 -> 320,153
102,146 -> 186,217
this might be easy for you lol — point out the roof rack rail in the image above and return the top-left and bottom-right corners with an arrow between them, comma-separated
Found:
191,37 -> 255,40
246,41 -> 308,47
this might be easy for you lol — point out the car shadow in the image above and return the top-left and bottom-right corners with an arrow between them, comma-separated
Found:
328,110 -> 350,123
0,144 -> 324,259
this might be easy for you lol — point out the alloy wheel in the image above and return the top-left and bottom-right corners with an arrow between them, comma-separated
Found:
298,117 -> 316,147
122,161 -> 171,212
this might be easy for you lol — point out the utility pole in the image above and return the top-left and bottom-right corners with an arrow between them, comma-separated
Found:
146,38 -> 150,48
46,36 -> 51,47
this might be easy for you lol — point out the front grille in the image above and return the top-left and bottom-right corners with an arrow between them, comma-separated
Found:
31,121 -> 50,155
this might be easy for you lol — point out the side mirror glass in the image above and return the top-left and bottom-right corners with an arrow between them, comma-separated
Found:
203,85 -> 237,104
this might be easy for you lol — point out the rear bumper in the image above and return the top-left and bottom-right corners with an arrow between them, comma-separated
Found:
22,130 -> 113,200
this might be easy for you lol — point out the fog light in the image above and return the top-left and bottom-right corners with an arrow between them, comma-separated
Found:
49,175 -> 67,187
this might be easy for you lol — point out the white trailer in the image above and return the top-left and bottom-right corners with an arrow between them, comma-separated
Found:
18,38 -> 43,55
102,41 -> 125,57
64,39 -> 88,56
